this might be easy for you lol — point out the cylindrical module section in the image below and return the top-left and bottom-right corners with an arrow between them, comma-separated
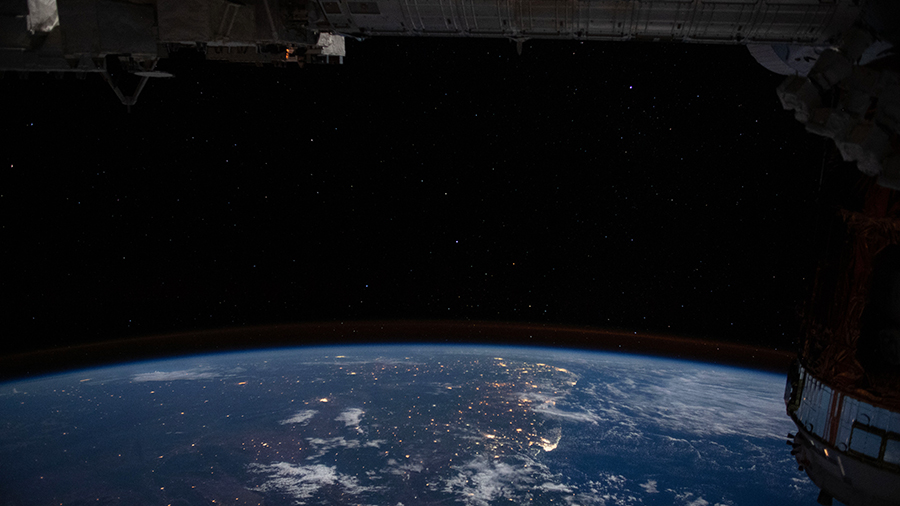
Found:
786,361 -> 900,505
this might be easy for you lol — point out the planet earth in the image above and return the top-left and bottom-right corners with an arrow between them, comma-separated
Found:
0,344 -> 821,505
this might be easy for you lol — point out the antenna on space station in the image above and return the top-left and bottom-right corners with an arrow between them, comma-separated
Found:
510,38 -> 528,56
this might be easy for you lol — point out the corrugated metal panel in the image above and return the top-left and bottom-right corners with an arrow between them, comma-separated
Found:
157,0 -> 211,42
344,0 -> 860,44
886,438 -> 900,465
765,0 -> 825,4
96,0 -> 156,55
850,424 -> 882,458
836,396 -> 857,450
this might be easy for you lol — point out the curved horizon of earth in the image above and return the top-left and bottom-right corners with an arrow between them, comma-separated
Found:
0,344 -> 819,505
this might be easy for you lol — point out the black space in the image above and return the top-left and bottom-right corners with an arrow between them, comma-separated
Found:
3,37 -> 855,360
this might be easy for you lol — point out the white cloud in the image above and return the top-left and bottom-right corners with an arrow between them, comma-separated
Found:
640,480 -> 658,493
674,491 -> 712,506
532,404 -> 602,424
306,436 -> 359,449
539,482 -> 573,492
302,436 -> 361,459
646,369 -> 789,440
335,408 -> 364,428
387,461 -> 424,476
579,364 -> 792,441
568,474 -> 640,506
132,370 -> 219,382
443,457 -> 536,506
442,456 -> 576,506
279,409 -> 317,425
248,462 -> 380,504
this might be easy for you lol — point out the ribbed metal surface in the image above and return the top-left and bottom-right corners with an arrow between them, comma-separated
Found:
321,0 -> 862,44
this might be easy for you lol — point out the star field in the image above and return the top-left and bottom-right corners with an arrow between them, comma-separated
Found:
2,37 -> 846,357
